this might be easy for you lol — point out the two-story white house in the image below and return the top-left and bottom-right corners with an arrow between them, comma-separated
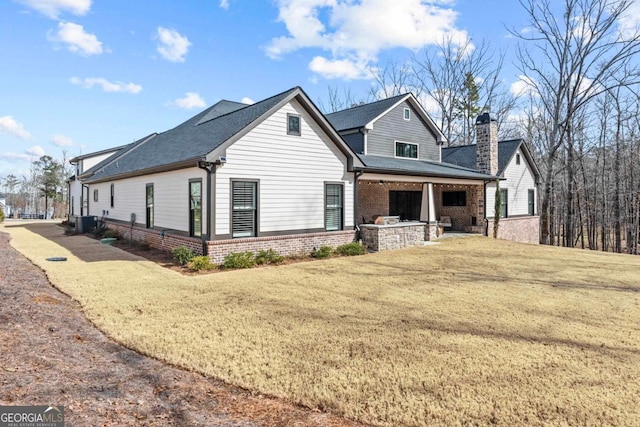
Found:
326,96 -> 540,245
69,144 -> 133,220
71,88 -> 539,260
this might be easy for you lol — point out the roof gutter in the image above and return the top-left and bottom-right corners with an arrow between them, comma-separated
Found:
483,179 -> 490,237
197,158 -> 224,256
81,183 -> 89,216
353,170 -> 364,229
356,167 -> 499,181
84,158 -> 200,184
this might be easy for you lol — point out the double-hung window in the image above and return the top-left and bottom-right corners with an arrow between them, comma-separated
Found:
232,181 -> 258,238
325,183 -> 344,231
146,184 -> 154,228
500,189 -> 508,218
395,141 -> 418,159
528,189 -> 535,216
189,180 -> 202,237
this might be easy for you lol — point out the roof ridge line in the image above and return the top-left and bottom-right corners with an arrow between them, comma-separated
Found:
196,86 -> 300,127
326,93 -> 409,115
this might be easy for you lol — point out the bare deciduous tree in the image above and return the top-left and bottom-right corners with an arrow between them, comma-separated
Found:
412,37 -> 513,145
512,0 -> 640,245
317,85 -> 365,114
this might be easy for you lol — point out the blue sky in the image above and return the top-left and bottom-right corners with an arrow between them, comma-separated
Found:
0,0 -> 596,177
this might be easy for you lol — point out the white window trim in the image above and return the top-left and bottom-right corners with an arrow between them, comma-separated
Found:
394,140 -> 419,160
403,107 -> 411,121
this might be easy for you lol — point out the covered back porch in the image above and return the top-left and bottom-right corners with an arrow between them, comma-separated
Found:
356,174 -> 487,250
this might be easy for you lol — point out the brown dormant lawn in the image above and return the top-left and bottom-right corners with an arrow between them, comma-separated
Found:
4,222 -> 640,426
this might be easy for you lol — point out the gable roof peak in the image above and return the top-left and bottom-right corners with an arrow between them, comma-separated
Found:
333,92 -> 409,113
83,86 -> 360,183
325,93 -> 412,132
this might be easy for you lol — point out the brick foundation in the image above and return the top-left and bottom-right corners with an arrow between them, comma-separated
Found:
487,216 -> 540,244
103,220 -> 204,254
206,230 -> 356,264
103,220 -> 356,264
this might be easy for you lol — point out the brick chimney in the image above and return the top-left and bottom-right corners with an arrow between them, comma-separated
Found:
475,112 -> 498,176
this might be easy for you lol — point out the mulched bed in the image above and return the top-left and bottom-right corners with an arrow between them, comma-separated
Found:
110,238 -> 322,275
0,231 -> 365,427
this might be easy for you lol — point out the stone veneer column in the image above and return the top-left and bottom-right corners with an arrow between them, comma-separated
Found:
475,112 -> 498,176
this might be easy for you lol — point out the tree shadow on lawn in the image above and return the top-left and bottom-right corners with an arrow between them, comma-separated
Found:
265,286 -> 640,360
454,271 -> 640,294
403,315 -> 640,358
5,221 -> 152,263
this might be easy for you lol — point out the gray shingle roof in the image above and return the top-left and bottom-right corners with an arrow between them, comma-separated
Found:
85,88 -> 299,183
69,143 -> 132,164
441,139 -> 523,176
79,141 -> 137,179
357,154 -> 498,180
325,94 -> 408,131
196,100 -> 248,125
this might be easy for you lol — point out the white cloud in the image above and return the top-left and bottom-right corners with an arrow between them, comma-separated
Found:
156,27 -> 191,62
240,97 -> 255,105
619,0 -> 640,37
18,0 -> 91,19
26,145 -> 46,157
0,116 -> 32,139
174,92 -> 206,109
417,94 -> 442,115
50,22 -> 103,56
50,134 -> 74,148
219,0 -> 229,9
0,152 -> 31,162
0,152 -> 35,162
510,75 -> 538,98
70,76 -> 142,93
506,109 -> 530,124
265,0 -> 469,80
309,56 -> 370,80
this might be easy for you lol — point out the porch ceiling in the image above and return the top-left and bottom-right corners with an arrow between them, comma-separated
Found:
360,172 -> 486,185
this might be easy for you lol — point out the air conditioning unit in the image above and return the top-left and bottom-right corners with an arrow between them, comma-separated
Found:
75,215 -> 98,233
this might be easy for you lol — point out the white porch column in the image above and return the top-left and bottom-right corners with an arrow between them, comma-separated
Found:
420,182 -> 436,222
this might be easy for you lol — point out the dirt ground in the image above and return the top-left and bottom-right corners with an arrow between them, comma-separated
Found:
0,230 -> 364,427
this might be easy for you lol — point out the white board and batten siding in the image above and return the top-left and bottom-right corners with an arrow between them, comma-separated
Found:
70,151 -> 121,217
214,99 -> 354,236
486,147 -> 537,218
80,152 -> 116,174
88,168 -> 207,234
69,180 -> 82,216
